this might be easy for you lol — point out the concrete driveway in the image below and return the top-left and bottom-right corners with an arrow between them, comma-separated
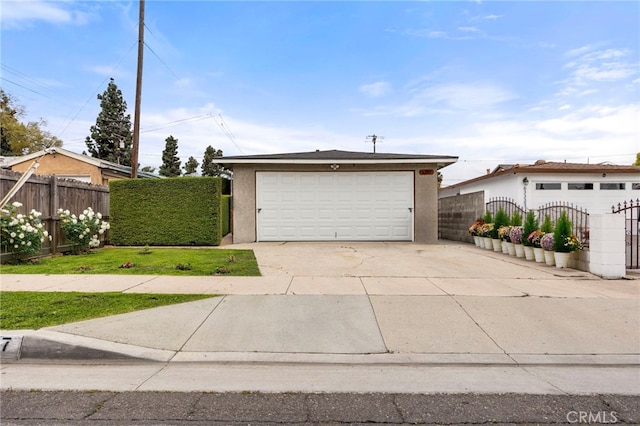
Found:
2,240 -> 639,394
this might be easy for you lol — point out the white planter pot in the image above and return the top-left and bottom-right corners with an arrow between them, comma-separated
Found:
483,238 -> 493,250
473,236 -> 481,247
533,247 -> 545,263
501,241 -> 509,254
515,244 -> 525,258
555,252 -> 571,268
544,250 -> 555,266
492,239 -> 502,252
524,246 -> 535,260
506,242 -> 516,256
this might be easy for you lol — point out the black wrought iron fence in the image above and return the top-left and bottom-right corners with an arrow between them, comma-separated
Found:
537,202 -> 590,247
486,197 -> 590,247
612,198 -> 639,269
485,197 -> 526,220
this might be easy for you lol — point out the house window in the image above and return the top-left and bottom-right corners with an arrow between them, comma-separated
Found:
633,183 -> 640,190
600,183 -> 625,190
536,183 -> 561,190
568,183 -> 594,190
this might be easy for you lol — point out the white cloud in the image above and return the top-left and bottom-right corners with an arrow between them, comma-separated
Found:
359,81 -> 391,98
563,47 -> 636,85
83,65 -> 131,80
413,83 -> 516,110
1,0 -> 91,28
458,26 -> 480,33
536,104 -> 639,138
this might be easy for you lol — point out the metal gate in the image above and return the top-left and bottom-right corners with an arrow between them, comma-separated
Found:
612,199 -> 639,269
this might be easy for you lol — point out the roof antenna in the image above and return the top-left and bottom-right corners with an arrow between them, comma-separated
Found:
365,134 -> 384,153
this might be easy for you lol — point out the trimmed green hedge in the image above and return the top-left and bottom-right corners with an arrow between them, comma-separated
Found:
110,178 -> 229,246
221,195 -> 231,236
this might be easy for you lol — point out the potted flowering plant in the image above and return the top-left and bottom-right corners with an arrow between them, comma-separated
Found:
563,235 -> 583,252
468,220 -> 484,247
553,212 -> 580,268
499,225 -> 516,255
509,226 -> 525,257
527,230 -> 546,262
540,232 -> 555,266
493,209 -> 510,253
480,223 -> 495,250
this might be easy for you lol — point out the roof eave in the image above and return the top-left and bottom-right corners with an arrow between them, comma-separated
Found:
220,157 -> 458,167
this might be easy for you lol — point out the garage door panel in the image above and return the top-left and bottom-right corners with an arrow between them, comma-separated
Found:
257,172 -> 413,241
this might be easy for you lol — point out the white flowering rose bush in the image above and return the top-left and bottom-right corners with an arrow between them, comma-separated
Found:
0,202 -> 50,260
58,207 -> 110,254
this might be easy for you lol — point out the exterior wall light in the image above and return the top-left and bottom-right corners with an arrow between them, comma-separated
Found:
330,164 -> 339,170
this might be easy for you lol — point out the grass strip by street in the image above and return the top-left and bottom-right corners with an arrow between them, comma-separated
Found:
0,247 -> 261,276
0,291 -> 215,329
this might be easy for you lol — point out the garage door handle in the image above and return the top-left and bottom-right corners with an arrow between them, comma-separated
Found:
408,207 -> 413,212
257,208 -> 262,213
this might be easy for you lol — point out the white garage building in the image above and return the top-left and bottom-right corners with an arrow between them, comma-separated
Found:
220,150 -> 457,243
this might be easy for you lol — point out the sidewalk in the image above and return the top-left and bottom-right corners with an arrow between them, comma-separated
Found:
1,241 -> 639,394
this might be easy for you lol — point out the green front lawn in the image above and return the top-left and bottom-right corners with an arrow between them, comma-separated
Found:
0,292 -> 215,329
0,247 -> 260,276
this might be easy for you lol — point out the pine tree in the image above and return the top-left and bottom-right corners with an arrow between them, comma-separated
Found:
184,156 -> 199,175
159,135 -> 181,177
85,78 -> 133,166
201,145 -> 225,176
522,210 -> 539,246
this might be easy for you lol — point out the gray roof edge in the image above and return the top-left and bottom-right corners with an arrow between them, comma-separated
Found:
219,149 -> 458,163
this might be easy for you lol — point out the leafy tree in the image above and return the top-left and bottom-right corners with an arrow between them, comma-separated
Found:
184,156 -> 199,175
85,78 -> 132,165
634,153 -> 640,166
140,166 -> 156,173
1,89 -> 62,155
522,210 -> 539,246
159,135 -> 181,177
201,145 -> 225,177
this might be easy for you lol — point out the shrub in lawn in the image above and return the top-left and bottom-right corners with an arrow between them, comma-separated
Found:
58,207 -> 110,254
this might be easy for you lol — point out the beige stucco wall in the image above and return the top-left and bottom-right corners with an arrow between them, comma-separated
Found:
10,154 -> 102,184
231,163 -> 439,244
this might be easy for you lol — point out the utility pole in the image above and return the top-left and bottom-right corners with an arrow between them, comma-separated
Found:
365,134 -> 384,153
131,0 -> 144,178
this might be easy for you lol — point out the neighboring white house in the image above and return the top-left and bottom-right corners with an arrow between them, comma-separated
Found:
439,160 -> 640,214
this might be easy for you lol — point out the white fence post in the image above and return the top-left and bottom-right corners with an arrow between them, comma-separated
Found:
589,214 -> 626,279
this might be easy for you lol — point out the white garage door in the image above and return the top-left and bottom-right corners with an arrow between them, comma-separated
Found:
256,172 -> 414,241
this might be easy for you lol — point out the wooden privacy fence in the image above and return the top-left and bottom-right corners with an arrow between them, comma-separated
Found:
1,170 -> 110,262
612,198 -> 639,269
486,197 -> 590,247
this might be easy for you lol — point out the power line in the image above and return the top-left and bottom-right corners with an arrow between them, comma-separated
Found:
0,77 -> 68,106
143,40 -> 181,81
212,113 -> 245,154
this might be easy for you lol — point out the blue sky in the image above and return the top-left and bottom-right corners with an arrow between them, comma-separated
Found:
1,1 -> 638,185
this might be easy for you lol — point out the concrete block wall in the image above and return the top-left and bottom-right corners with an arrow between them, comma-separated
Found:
438,191 -> 485,242
588,214 -> 626,279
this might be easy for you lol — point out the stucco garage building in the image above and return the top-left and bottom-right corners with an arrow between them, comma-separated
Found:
219,150 -> 457,243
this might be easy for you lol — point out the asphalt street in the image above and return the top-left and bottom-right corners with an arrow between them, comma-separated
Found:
2,391 -> 639,425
